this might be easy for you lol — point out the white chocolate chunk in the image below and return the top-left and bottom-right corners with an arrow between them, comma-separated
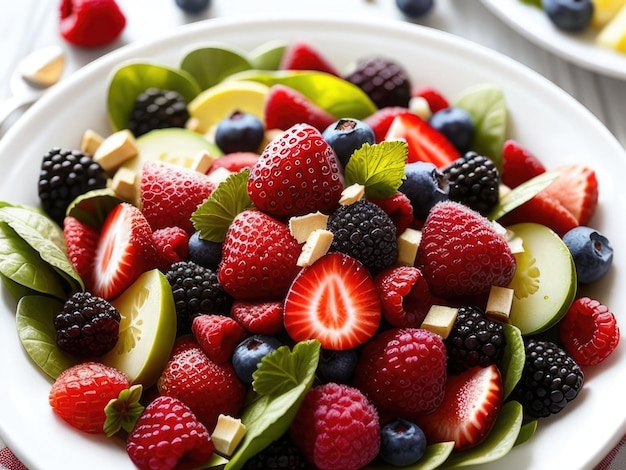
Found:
397,228 -> 422,266
339,183 -> 365,205
486,286 -> 514,323
421,305 -> 458,339
206,167 -> 233,187
297,229 -> 334,267
110,167 -> 137,201
189,149 -> 217,174
211,414 -> 247,457
289,211 -> 329,244
20,45 -> 64,88
408,96 -> 432,120
81,129 -> 104,156
93,130 -> 138,172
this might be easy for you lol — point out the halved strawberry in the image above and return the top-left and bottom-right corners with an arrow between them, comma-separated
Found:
412,86 -> 450,113
542,164 -> 598,226
264,84 -> 336,132
362,106 -> 410,143
280,41 -> 339,75
501,139 -> 546,188
384,112 -> 460,167
283,252 -> 382,350
63,215 -> 99,288
91,202 -> 158,300
415,364 -> 503,451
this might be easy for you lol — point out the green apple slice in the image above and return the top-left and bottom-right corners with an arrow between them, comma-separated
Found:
101,269 -> 176,387
507,222 -> 577,335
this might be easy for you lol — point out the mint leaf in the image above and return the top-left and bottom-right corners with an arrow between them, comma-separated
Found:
191,169 -> 254,243
489,171 -> 559,221
344,141 -> 407,199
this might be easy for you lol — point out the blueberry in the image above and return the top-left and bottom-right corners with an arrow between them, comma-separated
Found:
542,0 -> 593,31
232,335 -> 282,385
322,118 -> 375,167
174,0 -> 211,14
214,111 -> 265,154
428,106 -> 475,152
316,349 -> 358,384
379,418 -> 427,466
395,0 -> 435,18
188,231 -> 222,270
563,226 -> 613,284
398,161 -> 449,220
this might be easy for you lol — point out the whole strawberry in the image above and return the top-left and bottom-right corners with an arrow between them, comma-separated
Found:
247,123 -> 344,217
290,382 -> 380,470
126,395 -> 214,470
49,362 -> 130,433
60,0 -> 126,48
218,209 -> 301,300
353,328 -> 447,419
416,201 -> 516,298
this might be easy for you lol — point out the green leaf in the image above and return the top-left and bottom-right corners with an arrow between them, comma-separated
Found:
1,273 -> 35,301
16,295 -> 78,379
225,340 -> 320,470
248,40 -> 288,70
344,141 -> 407,198
180,45 -> 252,90
514,419 -> 538,446
104,384 -> 145,437
500,323 -> 525,400
488,171 -> 560,221
66,188 -> 122,228
191,169 -> 254,243
365,441 -> 455,469
107,62 -> 201,131
455,84 -> 508,168
520,0 -> 541,7
227,70 -> 378,119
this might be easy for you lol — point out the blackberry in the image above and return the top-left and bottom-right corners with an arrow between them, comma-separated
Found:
514,339 -> 584,418
343,56 -> 411,109
327,199 -> 398,274
442,151 -> 500,216
445,305 -> 506,374
38,148 -> 108,225
127,88 -> 189,137
54,291 -> 121,357
165,260 -> 233,335
242,433 -> 307,470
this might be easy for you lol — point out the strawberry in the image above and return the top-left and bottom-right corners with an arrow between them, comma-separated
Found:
284,252 -> 382,350
415,364 -> 503,451
558,297 -> 620,366
384,112 -> 460,167
230,300 -> 285,335
151,226 -> 189,271
353,328 -> 447,419
542,164 -> 598,226
264,85 -> 336,132
247,123 -> 344,217
49,362 -> 130,433
362,106 -> 409,143
501,139 -> 546,188
63,215 -> 99,287
158,343 -> 246,430
412,86 -> 450,113
374,266 -> 432,328
191,314 -> 247,364
219,209 -> 302,300
290,383 -> 380,470
280,41 -> 339,75
140,160 -> 216,234
60,0 -> 126,47
207,152 -> 259,174
126,395 -> 214,470
416,201 -> 516,298
368,191 -> 414,235
91,202 -> 158,300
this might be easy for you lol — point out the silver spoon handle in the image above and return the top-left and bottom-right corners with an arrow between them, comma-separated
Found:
0,95 -> 36,130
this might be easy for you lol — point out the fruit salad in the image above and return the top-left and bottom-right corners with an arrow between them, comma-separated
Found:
0,36 -> 621,470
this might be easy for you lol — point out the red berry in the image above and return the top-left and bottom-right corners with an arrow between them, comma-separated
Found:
280,41 -> 339,75
354,328 -> 447,419
151,226 -> 189,271
264,84 -> 337,132
59,0 -> 126,48
230,300 -> 284,335
207,152 -> 259,174
63,215 -> 99,288
501,139 -> 546,188
290,383 -> 380,470
558,297 -> 620,366
362,106 -> 410,143
374,266 -> 432,328
412,86 -> 450,113
49,362 -> 130,433
368,191 -> 414,235
126,395 -> 214,470
191,314 -> 247,364
542,164 -> 598,226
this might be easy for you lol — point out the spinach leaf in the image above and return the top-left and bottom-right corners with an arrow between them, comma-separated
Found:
248,40 -> 287,70
180,45 -> 252,90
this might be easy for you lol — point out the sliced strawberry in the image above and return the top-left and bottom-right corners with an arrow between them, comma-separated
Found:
384,112 -> 460,167
415,364 -> 503,451
264,84 -> 336,132
207,152 -> 259,174
63,216 -> 99,288
280,41 -> 339,75
283,252 -> 382,350
362,106 -> 409,143
412,86 -> 450,113
542,164 -> 598,226
91,202 -> 158,300
191,314 -> 247,364
501,139 -> 546,188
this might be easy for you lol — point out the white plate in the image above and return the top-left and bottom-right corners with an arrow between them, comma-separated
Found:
482,0 -> 626,79
1,14 -> 625,470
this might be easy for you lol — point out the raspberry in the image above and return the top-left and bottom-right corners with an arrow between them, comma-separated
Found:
230,300 -> 285,335
353,328 -> 447,419
558,297 -> 620,366
413,86 -> 450,113
344,56 -> 411,109
127,88 -> 190,137
368,191 -> 415,235
126,395 -> 214,470
374,266 -> 432,328
151,226 -> 190,271
290,383 -> 380,470
191,314 -> 247,364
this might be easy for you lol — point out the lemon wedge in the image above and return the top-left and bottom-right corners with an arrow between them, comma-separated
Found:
592,0 -> 626,27
597,4 -> 626,51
